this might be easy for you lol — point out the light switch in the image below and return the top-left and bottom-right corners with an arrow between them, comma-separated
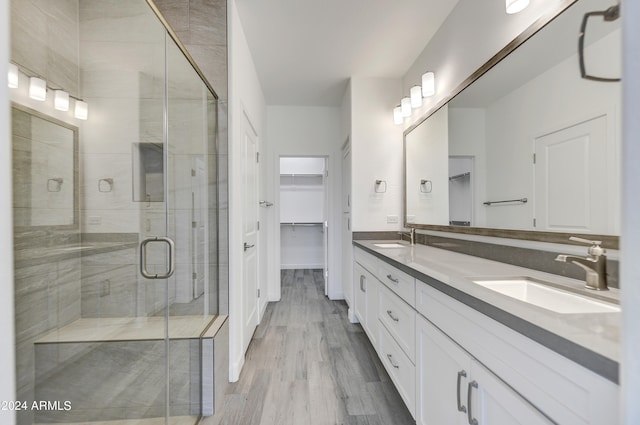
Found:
387,215 -> 399,224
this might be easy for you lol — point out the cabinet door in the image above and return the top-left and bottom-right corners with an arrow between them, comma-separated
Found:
364,273 -> 379,348
416,315 -> 470,425
354,263 -> 367,325
469,361 -> 554,425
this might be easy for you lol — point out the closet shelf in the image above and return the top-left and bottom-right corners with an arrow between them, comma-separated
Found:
280,222 -> 323,226
280,173 -> 324,177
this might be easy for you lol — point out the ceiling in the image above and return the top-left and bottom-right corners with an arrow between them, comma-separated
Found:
234,0 -> 461,106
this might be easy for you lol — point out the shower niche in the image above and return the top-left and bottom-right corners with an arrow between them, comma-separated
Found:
10,1 -> 227,424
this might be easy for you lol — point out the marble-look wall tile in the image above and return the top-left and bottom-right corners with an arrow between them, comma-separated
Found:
11,0 -> 79,96
79,0 -> 165,44
153,0 -> 190,32
81,264 -> 138,318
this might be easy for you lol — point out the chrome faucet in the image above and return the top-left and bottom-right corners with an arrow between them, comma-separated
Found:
399,227 -> 416,246
555,236 -> 608,291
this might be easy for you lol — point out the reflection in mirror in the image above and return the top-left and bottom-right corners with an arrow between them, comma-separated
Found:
405,0 -> 621,237
12,105 -> 77,227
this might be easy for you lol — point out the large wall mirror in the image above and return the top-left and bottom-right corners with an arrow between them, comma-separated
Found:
12,104 -> 78,228
404,0 -> 621,247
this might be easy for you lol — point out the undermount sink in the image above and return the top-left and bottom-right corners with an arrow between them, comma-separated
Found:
471,277 -> 620,314
373,243 -> 406,248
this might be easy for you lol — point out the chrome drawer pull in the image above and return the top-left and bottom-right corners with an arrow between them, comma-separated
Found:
360,275 -> 366,292
386,274 -> 399,284
467,380 -> 478,425
386,310 -> 399,322
386,354 -> 400,369
457,370 -> 467,413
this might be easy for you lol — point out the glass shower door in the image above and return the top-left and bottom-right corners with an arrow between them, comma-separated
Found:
164,30 -> 217,421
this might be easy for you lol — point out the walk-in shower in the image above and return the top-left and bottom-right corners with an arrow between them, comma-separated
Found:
10,1 -> 227,424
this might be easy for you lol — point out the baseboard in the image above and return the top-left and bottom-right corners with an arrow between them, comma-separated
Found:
229,352 -> 245,382
347,307 -> 359,324
280,264 -> 324,269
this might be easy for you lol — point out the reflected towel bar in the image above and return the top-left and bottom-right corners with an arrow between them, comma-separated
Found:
483,198 -> 527,206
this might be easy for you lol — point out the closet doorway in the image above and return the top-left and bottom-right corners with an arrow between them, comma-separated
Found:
279,157 -> 329,295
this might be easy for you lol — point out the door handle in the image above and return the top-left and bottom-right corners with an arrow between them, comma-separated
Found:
457,370 -> 467,413
140,237 -> 175,279
467,380 -> 478,425
386,310 -> 399,322
360,275 -> 366,292
244,242 -> 255,251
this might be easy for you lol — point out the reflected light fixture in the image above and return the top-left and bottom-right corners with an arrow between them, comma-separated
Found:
422,72 -> 435,97
410,85 -> 422,108
29,77 -> 47,101
393,105 -> 403,125
54,90 -> 70,111
74,100 -> 88,120
401,97 -> 411,117
8,63 -> 19,88
506,0 -> 529,14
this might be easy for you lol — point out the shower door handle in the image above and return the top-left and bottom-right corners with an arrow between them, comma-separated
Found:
140,236 -> 176,279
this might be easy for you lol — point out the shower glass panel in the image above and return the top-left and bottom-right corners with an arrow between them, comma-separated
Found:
10,0 -> 219,424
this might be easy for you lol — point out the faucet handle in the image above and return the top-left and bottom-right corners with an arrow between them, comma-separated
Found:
569,236 -> 604,256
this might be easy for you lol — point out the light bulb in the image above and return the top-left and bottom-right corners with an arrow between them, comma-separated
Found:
410,86 -> 422,108
422,72 -> 435,97
401,97 -> 411,117
74,100 -> 88,120
506,0 -> 529,14
29,77 -> 47,101
393,106 -> 403,125
8,64 -> 18,88
54,90 -> 70,111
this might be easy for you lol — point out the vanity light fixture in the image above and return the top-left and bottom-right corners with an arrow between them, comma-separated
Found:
393,105 -> 403,125
410,85 -> 423,108
506,0 -> 529,14
29,77 -> 47,101
401,97 -> 411,117
74,100 -> 89,120
422,72 -> 435,97
8,63 -> 19,88
54,90 -> 70,111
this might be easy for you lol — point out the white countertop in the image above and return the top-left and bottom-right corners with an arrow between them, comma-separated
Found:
354,240 -> 620,371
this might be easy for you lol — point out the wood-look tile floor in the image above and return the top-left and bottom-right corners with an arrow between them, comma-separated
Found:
202,269 -> 415,425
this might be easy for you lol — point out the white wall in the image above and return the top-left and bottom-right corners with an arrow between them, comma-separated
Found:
402,0 -> 569,130
350,78 -> 404,231
266,106 -> 343,299
482,30 -> 620,232
448,107 -> 487,226
1,0 -> 16,423
405,104 -> 449,225
621,0 -> 640,422
228,0 -> 267,381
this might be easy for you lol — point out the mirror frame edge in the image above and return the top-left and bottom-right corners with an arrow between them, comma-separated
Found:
402,0 -> 620,250
11,102 -> 80,232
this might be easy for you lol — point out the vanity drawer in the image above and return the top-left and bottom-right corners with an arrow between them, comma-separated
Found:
377,260 -> 415,307
378,284 -> 415,363
354,247 -> 379,276
379,321 -> 416,418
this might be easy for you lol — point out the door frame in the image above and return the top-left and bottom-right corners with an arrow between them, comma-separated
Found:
274,155 -> 330,299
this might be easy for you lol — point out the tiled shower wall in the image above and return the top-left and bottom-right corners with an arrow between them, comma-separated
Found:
154,0 -> 229,315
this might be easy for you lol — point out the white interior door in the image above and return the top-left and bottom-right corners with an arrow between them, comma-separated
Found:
341,141 -> 353,310
322,158 -> 329,295
242,113 -> 259,353
534,115 -> 610,233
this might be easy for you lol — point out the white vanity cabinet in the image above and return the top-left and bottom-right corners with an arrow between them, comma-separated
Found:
416,279 -> 619,425
416,314 -> 552,425
352,244 -> 619,425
